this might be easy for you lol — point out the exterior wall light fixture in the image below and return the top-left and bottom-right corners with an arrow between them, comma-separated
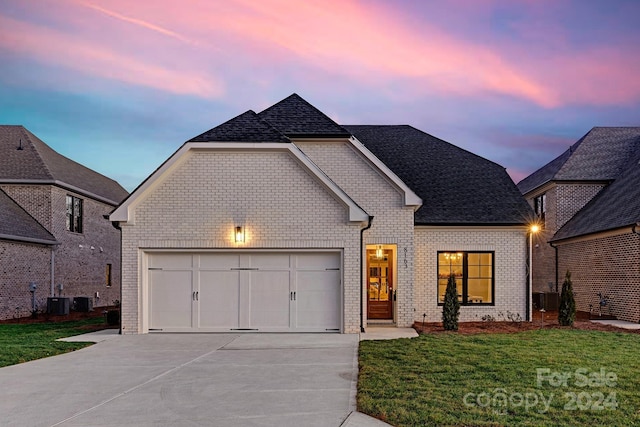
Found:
235,226 -> 245,243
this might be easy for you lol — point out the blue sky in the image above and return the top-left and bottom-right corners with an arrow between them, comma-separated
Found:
1,0 -> 639,191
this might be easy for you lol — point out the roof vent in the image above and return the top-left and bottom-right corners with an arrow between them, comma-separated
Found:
17,138 -> 23,150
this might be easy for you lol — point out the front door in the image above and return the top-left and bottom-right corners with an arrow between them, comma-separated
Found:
367,248 -> 393,320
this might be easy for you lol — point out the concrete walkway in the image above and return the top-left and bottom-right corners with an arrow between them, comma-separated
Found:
1,332 -> 393,427
590,319 -> 640,330
359,327 -> 419,341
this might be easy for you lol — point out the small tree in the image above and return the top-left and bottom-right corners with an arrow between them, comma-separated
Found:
442,273 -> 460,331
558,270 -> 576,326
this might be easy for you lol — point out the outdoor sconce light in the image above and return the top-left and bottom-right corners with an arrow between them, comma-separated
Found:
235,226 -> 245,243
376,245 -> 383,260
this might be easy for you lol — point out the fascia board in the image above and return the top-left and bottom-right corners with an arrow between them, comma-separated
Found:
347,137 -> 423,206
110,142 -> 369,224
0,179 -> 120,206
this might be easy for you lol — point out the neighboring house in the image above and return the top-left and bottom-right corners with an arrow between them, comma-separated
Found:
110,94 -> 532,334
518,127 -> 640,322
0,126 -> 128,320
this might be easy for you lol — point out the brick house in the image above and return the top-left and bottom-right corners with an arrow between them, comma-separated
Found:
110,94 -> 532,334
0,126 -> 128,320
518,127 -> 640,322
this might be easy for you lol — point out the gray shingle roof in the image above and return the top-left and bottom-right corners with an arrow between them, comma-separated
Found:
183,94 -> 532,226
551,151 -> 640,241
258,94 -> 351,138
0,189 -> 57,245
189,111 -> 290,143
518,127 -> 640,194
346,125 -> 533,225
0,126 -> 128,205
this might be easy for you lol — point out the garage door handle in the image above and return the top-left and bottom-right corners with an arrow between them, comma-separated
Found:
196,291 -> 199,301
290,291 -> 296,301
192,291 -> 199,301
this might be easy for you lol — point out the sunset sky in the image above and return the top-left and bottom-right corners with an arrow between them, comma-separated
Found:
1,0 -> 638,191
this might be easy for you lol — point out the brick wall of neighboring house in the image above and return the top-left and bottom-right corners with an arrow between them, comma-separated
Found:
558,231 -> 640,323
120,150 -> 363,333
1,185 -> 52,230
295,141 -> 416,328
555,183 -> 606,229
528,183 -> 606,294
529,186 -> 558,293
415,227 -> 528,322
1,184 -> 121,311
49,187 -> 121,309
0,240 -> 52,320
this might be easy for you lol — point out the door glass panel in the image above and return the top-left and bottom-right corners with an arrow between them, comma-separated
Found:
368,252 -> 391,301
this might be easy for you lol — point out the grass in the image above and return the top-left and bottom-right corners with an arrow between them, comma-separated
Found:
0,317 -> 106,367
358,329 -> 640,426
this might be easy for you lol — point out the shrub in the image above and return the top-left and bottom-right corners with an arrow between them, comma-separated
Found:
559,270 -> 576,326
442,274 -> 460,331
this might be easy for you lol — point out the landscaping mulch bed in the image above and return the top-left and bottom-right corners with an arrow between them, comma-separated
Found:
414,310 -> 640,335
0,306 -> 120,330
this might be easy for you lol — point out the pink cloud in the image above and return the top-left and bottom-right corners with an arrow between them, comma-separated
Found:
0,14 -> 223,98
3,0 -> 638,109
75,0 -> 198,46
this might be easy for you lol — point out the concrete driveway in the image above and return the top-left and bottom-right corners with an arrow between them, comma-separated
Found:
0,333 -> 364,426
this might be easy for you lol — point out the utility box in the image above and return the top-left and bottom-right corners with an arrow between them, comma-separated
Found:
47,297 -> 70,315
73,297 -> 93,312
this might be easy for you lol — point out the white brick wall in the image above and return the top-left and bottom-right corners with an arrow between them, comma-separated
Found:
295,141 -> 416,327
414,227 -> 528,323
121,150 -> 363,333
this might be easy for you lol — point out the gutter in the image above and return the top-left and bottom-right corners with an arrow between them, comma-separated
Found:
360,216 -> 374,333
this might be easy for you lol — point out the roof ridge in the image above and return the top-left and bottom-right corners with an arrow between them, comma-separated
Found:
23,127 -> 126,188
19,126 -> 55,180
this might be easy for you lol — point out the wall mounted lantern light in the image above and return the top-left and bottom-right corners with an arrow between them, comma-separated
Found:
235,226 -> 245,243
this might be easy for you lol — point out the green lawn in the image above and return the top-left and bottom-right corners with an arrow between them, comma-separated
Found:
0,317 -> 106,367
358,329 -> 640,427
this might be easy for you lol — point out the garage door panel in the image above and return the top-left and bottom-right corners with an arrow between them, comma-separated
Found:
296,270 -> 341,329
149,270 -> 193,329
148,252 -> 341,333
149,253 -> 193,269
249,254 -> 291,269
200,254 -> 240,269
199,271 -> 240,329
296,253 -> 340,270
249,271 -> 290,328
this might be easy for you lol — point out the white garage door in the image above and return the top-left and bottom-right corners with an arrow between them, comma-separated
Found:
148,252 -> 341,332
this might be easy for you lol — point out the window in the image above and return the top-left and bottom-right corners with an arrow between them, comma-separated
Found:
438,251 -> 494,305
66,195 -> 83,233
534,194 -> 546,223
106,264 -> 112,287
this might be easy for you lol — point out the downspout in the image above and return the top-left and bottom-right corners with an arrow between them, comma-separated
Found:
360,216 -> 374,333
549,241 -> 559,293
50,246 -> 55,297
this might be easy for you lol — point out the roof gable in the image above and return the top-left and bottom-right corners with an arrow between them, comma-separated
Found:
188,111 -> 290,143
258,94 -> 351,138
518,127 -> 640,194
552,151 -> 640,241
0,126 -> 128,205
346,125 -> 532,225
110,142 -> 369,224
0,189 -> 57,245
